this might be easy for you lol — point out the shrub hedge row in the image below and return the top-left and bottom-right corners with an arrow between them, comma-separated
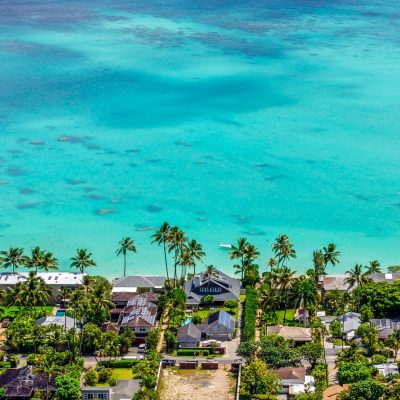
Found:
177,349 -> 210,356
99,359 -> 141,368
243,286 -> 258,341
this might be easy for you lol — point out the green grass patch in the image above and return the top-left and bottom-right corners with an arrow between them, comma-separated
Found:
95,368 -> 133,386
1,306 -> 54,319
192,306 -> 238,323
276,309 -> 295,324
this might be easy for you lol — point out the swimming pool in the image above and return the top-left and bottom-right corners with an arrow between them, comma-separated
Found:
182,316 -> 193,326
55,310 -> 66,317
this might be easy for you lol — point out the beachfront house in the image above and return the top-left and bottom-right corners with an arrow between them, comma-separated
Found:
201,310 -> 236,341
0,272 -> 85,305
272,367 -> 315,399
0,366 -> 55,400
112,275 -> 166,295
266,325 -> 312,346
117,295 -> 158,342
177,323 -> 202,348
184,269 -> 240,308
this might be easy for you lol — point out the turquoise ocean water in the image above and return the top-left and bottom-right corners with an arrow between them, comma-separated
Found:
0,0 -> 399,277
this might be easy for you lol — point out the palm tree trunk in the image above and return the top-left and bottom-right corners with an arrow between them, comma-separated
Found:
283,292 -> 288,323
163,240 -> 169,280
303,307 -> 307,327
123,253 -> 126,277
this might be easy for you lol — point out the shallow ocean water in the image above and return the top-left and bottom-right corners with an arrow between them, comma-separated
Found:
0,0 -> 399,277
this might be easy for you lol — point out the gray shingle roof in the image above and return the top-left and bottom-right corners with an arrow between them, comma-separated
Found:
112,276 -> 166,288
206,310 -> 236,331
35,316 -> 78,331
177,323 -> 202,341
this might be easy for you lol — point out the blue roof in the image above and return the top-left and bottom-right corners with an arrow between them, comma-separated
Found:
207,310 -> 236,330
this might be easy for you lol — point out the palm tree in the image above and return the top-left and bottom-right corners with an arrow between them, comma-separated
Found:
366,260 -> 381,275
151,222 -> 171,280
186,239 -> 205,275
337,341 -> 367,363
203,265 -> 218,283
277,266 -> 296,323
323,243 -> 340,268
70,249 -> 96,274
177,250 -> 194,280
167,226 -> 187,285
40,251 -> 58,271
57,286 -> 72,331
230,237 -> 249,279
0,247 -> 26,273
116,237 -> 136,277
15,271 -> 52,312
272,234 -> 296,267
292,276 -> 317,327
266,257 -> 277,273
26,246 -> 45,272
309,250 -> 326,286
387,330 -> 400,360
34,348 -> 62,400
344,264 -> 369,290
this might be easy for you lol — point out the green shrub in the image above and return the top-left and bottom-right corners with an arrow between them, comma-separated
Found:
243,286 -> 258,341
99,360 -> 140,368
84,370 -> 98,386
338,362 -> 373,384
176,349 -> 209,356
5,355 -> 18,368
98,368 -> 113,383
372,354 -> 387,364
107,376 -> 118,386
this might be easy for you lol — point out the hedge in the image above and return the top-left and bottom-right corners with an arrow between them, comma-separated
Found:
243,286 -> 258,341
177,349 -> 209,356
98,359 -> 141,368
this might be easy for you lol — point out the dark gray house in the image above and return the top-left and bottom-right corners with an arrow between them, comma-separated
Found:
184,269 -> 240,307
202,310 -> 236,340
177,323 -> 202,348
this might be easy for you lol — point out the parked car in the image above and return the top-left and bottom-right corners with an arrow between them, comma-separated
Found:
201,340 -> 221,348
138,343 -> 147,353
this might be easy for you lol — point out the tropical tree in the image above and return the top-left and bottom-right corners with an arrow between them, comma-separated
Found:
70,249 -> 96,274
337,341 -> 367,363
13,271 -> 52,312
276,266 -> 296,323
230,238 -> 259,280
151,222 -> 171,280
272,234 -> 296,267
167,226 -> 187,285
292,276 -> 317,327
386,330 -> 400,360
366,260 -> 381,275
266,257 -> 277,273
116,237 -> 136,277
186,239 -> 205,275
203,265 -> 218,283
323,243 -> 340,268
177,250 -> 194,280
308,250 -> 325,286
344,264 -> 370,290
26,246 -> 44,272
0,247 -> 26,273
41,251 -> 58,271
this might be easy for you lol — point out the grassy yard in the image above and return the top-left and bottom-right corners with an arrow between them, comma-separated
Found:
95,368 -> 133,386
276,309 -> 295,324
1,306 -> 54,318
192,306 -> 238,323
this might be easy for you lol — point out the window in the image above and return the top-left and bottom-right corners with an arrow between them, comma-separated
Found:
87,394 -> 94,400
140,328 -> 146,332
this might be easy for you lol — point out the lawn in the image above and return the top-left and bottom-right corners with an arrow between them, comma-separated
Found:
95,368 -> 133,386
276,309 -> 295,324
1,306 -> 54,318
192,306 -> 238,323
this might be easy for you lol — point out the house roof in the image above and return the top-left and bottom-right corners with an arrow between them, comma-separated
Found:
0,272 -> 85,286
374,363 -> 399,376
184,269 -> 240,305
112,292 -> 159,303
271,368 -> 306,383
101,322 -> 120,333
323,385 -> 349,399
369,273 -> 400,283
339,312 -> 361,333
112,276 -> 166,291
205,310 -> 236,331
267,325 -> 312,341
0,366 -> 55,398
177,323 -> 202,341
119,295 -> 158,328
321,275 -> 349,291
82,380 -> 141,400
35,316 -> 77,331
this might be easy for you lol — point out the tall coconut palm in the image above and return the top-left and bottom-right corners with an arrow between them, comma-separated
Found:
366,260 -> 381,275
344,264 -> 369,290
292,276 -> 317,327
116,237 -> 136,277
70,249 -> 96,274
323,243 -> 340,268
0,247 -> 26,273
230,237 -> 249,279
57,286 -> 72,331
204,265 -> 218,283
186,239 -> 205,275
40,251 -> 58,272
338,341 -> 367,363
177,250 -> 194,280
151,222 -> 171,280
387,330 -> 400,360
277,266 -> 296,323
15,271 -> 52,312
272,234 -> 296,267
167,226 -> 187,286
310,250 -> 325,286
266,257 -> 277,273
26,246 -> 45,272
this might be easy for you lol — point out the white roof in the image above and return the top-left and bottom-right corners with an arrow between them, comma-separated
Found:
0,272 -> 85,285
